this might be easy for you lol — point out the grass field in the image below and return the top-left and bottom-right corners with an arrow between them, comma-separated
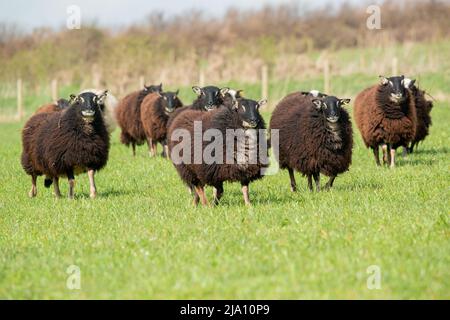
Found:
0,88 -> 449,299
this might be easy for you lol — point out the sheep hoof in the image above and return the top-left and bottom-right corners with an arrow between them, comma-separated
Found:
90,192 -> 97,199
290,186 -> 297,192
28,191 -> 37,198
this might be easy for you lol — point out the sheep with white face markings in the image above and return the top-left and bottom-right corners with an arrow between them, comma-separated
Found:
80,88 -> 119,134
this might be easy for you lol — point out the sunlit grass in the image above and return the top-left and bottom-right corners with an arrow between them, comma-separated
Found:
0,92 -> 448,298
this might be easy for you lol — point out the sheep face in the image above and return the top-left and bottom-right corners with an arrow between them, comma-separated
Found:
144,83 -> 163,94
70,91 -> 107,123
160,90 -> 181,114
235,98 -> 266,129
379,75 -> 415,104
192,86 -> 229,111
312,96 -> 350,124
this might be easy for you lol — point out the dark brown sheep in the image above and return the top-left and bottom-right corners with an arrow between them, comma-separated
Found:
140,90 -> 183,157
168,97 -> 268,206
270,94 -> 352,192
408,82 -> 433,153
354,75 -> 417,167
21,92 -> 110,199
115,84 -> 162,156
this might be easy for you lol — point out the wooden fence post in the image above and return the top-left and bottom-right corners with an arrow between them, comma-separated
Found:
199,69 -> 205,87
261,65 -> 268,106
51,79 -> 58,101
324,59 -> 330,94
17,79 -> 23,120
392,57 -> 398,75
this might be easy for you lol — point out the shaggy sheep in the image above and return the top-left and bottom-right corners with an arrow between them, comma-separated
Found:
21,91 -> 110,199
80,88 -> 119,134
354,75 -> 417,167
116,84 -> 163,156
35,98 -> 70,114
140,90 -> 183,157
270,94 -> 352,191
405,79 -> 433,153
168,97 -> 268,206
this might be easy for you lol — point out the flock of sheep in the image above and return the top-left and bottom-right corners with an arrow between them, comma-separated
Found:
20,74 -> 433,205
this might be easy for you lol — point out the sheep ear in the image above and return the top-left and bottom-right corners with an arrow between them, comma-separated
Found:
158,83 -> 163,92
175,89 -> 179,96
340,98 -> 351,105
403,78 -> 416,89
97,90 -> 108,103
192,86 -> 203,96
69,94 -> 77,105
258,99 -> 267,108
220,87 -> 230,97
312,99 -> 322,110
236,90 -> 244,98
379,75 -> 389,85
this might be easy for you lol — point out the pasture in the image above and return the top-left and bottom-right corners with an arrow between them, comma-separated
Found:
0,75 -> 449,298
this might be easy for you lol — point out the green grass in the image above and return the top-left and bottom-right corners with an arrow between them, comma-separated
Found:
0,94 -> 449,299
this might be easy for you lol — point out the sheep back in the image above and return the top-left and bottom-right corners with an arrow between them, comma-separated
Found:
116,90 -> 149,145
411,87 -> 433,145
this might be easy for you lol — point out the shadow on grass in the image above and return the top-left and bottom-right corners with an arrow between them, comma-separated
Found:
75,189 -> 134,199
409,146 -> 449,155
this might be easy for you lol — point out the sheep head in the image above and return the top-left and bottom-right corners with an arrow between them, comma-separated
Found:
159,90 -> 182,114
312,96 -> 350,124
234,98 -> 266,129
379,75 -> 415,104
192,86 -> 229,111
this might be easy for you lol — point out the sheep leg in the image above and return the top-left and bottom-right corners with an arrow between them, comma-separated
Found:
194,186 -> 208,206
324,175 -> 336,190
307,175 -> 313,191
381,144 -> 389,165
313,173 -> 321,192
402,146 -> 408,158
67,172 -> 75,199
241,183 -> 251,206
213,183 -> 224,205
132,142 -> 136,157
53,177 -> 61,198
409,142 -> 416,154
390,147 -> 396,168
88,169 -> 97,198
29,175 -> 37,198
162,142 -> 169,158
372,146 -> 381,166
151,142 -> 157,157
288,168 -> 297,192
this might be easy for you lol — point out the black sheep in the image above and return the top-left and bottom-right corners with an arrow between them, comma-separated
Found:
270,94 -> 353,191
21,92 -> 110,199
168,97 -> 268,206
